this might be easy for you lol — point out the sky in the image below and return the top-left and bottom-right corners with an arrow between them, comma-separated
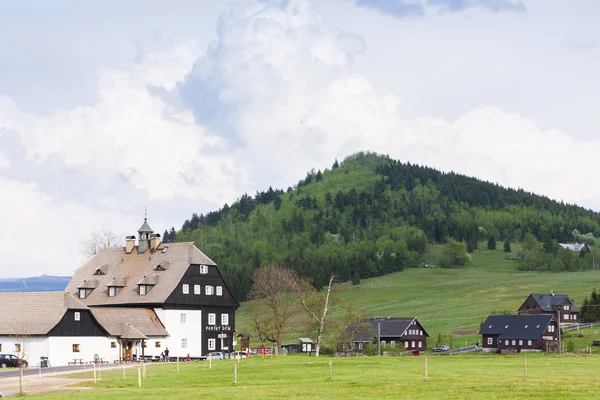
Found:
1,0 -> 599,278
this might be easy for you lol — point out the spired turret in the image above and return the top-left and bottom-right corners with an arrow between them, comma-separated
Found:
137,217 -> 154,254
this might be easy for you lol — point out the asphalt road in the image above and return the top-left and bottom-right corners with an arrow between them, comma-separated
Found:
0,363 -> 118,379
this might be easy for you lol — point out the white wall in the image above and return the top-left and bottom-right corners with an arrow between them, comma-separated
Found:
0,336 -> 47,366
154,308 -> 202,358
47,337 -> 118,366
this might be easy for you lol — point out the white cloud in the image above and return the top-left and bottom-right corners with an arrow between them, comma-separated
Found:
1,0 -> 599,277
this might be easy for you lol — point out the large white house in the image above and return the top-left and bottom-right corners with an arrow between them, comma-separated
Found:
0,218 -> 239,367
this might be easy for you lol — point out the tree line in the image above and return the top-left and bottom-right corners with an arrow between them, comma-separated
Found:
174,151 -> 600,300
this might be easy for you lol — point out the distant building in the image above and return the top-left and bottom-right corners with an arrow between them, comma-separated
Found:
343,317 -> 430,353
0,217 -> 239,366
479,314 -> 559,353
518,293 -> 579,324
558,243 -> 591,254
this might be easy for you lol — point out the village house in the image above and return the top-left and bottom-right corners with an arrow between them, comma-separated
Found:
558,243 -> 591,254
0,218 -> 239,367
479,314 -> 559,353
518,293 -> 579,324
343,317 -> 430,353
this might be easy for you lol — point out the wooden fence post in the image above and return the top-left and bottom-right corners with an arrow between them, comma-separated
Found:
93,363 -> 97,384
138,366 -> 142,388
177,357 -> 180,372
329,360 -> 332,381
425,357 -> 428,379
209,353 -> 212,369
234,363 -> 237,383
98,365 -> 101,380
524,357 -> 527,378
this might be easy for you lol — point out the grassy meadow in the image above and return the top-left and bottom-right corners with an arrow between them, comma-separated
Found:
29,354 -> 600,399
237,244 -> 600,349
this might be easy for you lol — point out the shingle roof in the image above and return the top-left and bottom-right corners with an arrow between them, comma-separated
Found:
299,338 -> 313,343
0,292 -> 88,335
479,315 -> 553,340
529,294 -> 580,312
346,317 -> 430,341
90,308 -> 168,337
65,242 -> 217,306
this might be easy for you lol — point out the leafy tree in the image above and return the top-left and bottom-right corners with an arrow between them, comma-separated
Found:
487,236 -> 497,250
351,272 -> 360,285
440,238 -> 469,267
503,240 -> 511,253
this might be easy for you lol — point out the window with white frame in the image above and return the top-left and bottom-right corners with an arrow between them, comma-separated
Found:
519,340 -> 523,346
563,314 -> 569,320
108,287 -> 116,297
208,313 -> 216,325
512,340 -> 516,346
74,312 -> 80,321
487,337 -> 493,345
405,342 -> 409,348
528,340 -> 532,346
564,305 -> 570,310
79,289 -> 87,299
549,325 -> 555,332
420,330 -> 423,335
505,340 -> 509,345
221,313 -> 229,326
182,284 -> 189,294
572,314 -> 577,320
418,341 -> 422,348
182,338 -> 187,348
181,313 -> 187,324
200,265 -> 208,274
206,285 -> 214,295
72,344 -> 80,352
390,341 -> 395,346
358,342 -> 363,350
208,338 -> 216,350
216,286 -> 222,296
194,284 -> 201,295
139,285 -> 146,295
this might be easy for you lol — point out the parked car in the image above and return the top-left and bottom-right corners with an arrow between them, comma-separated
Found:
207,352 -> 224,360
231,351 -> 248,359
431,345 -> 450,352
0,354 -> 28,368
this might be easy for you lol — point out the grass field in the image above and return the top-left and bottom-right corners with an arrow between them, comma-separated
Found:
28,354 -> 600,399
236,244 -> 600,349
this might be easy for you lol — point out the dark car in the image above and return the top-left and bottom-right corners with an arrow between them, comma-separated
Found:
0,354 -> 28,368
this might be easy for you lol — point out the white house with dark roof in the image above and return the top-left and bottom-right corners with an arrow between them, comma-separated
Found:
0,218 -> 239,367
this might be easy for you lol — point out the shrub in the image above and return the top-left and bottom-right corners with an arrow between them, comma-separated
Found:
566,340 -> 576,353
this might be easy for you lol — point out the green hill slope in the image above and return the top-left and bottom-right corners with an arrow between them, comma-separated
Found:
235,244 -> 600,348
175,151 -> 600,301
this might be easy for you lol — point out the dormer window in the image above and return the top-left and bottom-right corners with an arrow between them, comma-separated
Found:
139,285 -> 147,295
154,264 -> 166,271
200,265 -> 208,274
108,287 -> 117,297
94,269 -> 105,276
79,288 -> 91,299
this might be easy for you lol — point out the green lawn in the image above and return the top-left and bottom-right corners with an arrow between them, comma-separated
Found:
29,354 -> 600,399
237,244 -> 600,349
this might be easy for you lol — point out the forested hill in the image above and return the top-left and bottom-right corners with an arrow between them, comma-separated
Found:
174,152 -> 600,301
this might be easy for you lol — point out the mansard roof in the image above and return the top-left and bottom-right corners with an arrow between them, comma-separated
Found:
65,242 -> 218,306
0,292 -> 88,335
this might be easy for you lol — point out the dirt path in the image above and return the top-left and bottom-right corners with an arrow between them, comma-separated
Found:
0,374 -> 92,396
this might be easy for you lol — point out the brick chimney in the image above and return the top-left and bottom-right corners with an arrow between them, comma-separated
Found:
150,233 -> 161,252
125,236 -> 136,254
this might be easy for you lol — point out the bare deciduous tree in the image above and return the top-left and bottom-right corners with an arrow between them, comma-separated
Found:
338,304 -> 372,353
80,229 -> 121,259
295,275 -> 340,357
249,265 -> 299,355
